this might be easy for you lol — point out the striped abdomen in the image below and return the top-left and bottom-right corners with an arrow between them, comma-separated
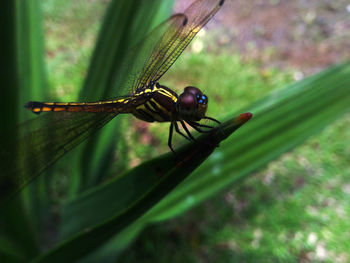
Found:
25,85 -> 180,123
25,97 -> 138,115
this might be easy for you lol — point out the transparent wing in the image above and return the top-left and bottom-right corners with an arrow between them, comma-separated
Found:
110,14 -> 187,96
134,0 -> 224,92
0,112 -> 117,203
111,0 -> 224,96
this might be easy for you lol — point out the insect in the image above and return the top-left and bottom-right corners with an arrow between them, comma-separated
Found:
2,0 -> 225,202
26,0 -> 224,152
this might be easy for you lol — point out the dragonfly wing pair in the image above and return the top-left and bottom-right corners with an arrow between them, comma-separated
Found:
133,0 -> 225,93
1,0 -> 225,202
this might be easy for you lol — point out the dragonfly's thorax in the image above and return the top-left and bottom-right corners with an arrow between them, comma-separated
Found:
131,84 -> 208,123
176,86 -> 208,121
131,83 -> 178,122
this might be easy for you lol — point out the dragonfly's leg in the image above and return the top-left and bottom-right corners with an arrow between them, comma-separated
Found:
188,121 -> 214,131
174,121 -> 191,141
180,121 -> 197,142
168,122 -> 175,154
195,123 -> 214,129
203,116 -> 221,124
202,117 -> 223,148
188,121 -> 220,148
186,121 -> 211,133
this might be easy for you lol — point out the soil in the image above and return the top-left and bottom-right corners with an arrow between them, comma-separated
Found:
178,0 -> 350,74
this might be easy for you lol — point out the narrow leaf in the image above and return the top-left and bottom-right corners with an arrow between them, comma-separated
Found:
31,113 -> 252,263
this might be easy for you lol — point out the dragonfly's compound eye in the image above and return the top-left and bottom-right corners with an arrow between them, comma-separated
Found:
184,86 -> 207,105
196,94 -> 208,105
178,92 -> 197,111
197,94 -> 208,118
184,86 -> 202,96
178,88 -> 208,121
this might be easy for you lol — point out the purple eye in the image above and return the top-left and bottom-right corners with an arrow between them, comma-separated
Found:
184,86 -> 202,96
177,86 -> 208,121
178,93 -> 197,109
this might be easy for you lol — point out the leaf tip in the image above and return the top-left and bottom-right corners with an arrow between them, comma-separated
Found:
237,112 -> 253,124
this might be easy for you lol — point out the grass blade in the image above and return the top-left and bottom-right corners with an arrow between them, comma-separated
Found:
32,114 -> 251,262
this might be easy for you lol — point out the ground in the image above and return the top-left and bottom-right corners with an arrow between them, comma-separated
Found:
182,0 -> 350,72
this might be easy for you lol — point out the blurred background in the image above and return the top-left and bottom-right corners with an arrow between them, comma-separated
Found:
16,0 -> 350,262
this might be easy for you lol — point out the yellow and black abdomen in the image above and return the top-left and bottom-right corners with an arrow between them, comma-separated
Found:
25,98 -> 136,115
25,85 -> 180,123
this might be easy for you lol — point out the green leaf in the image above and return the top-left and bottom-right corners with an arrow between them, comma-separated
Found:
32,114 -> 251,263
16,0 -> 47,109
1,0 -> 46,260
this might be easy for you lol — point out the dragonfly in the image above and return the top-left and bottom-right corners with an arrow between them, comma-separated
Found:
1,0 -> 225,203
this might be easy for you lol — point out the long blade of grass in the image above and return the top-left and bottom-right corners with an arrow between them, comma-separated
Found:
1,0 -> 47,260
31,114 -> 251,263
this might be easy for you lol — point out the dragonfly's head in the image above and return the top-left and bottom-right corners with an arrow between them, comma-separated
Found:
177,86 -> 208,121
